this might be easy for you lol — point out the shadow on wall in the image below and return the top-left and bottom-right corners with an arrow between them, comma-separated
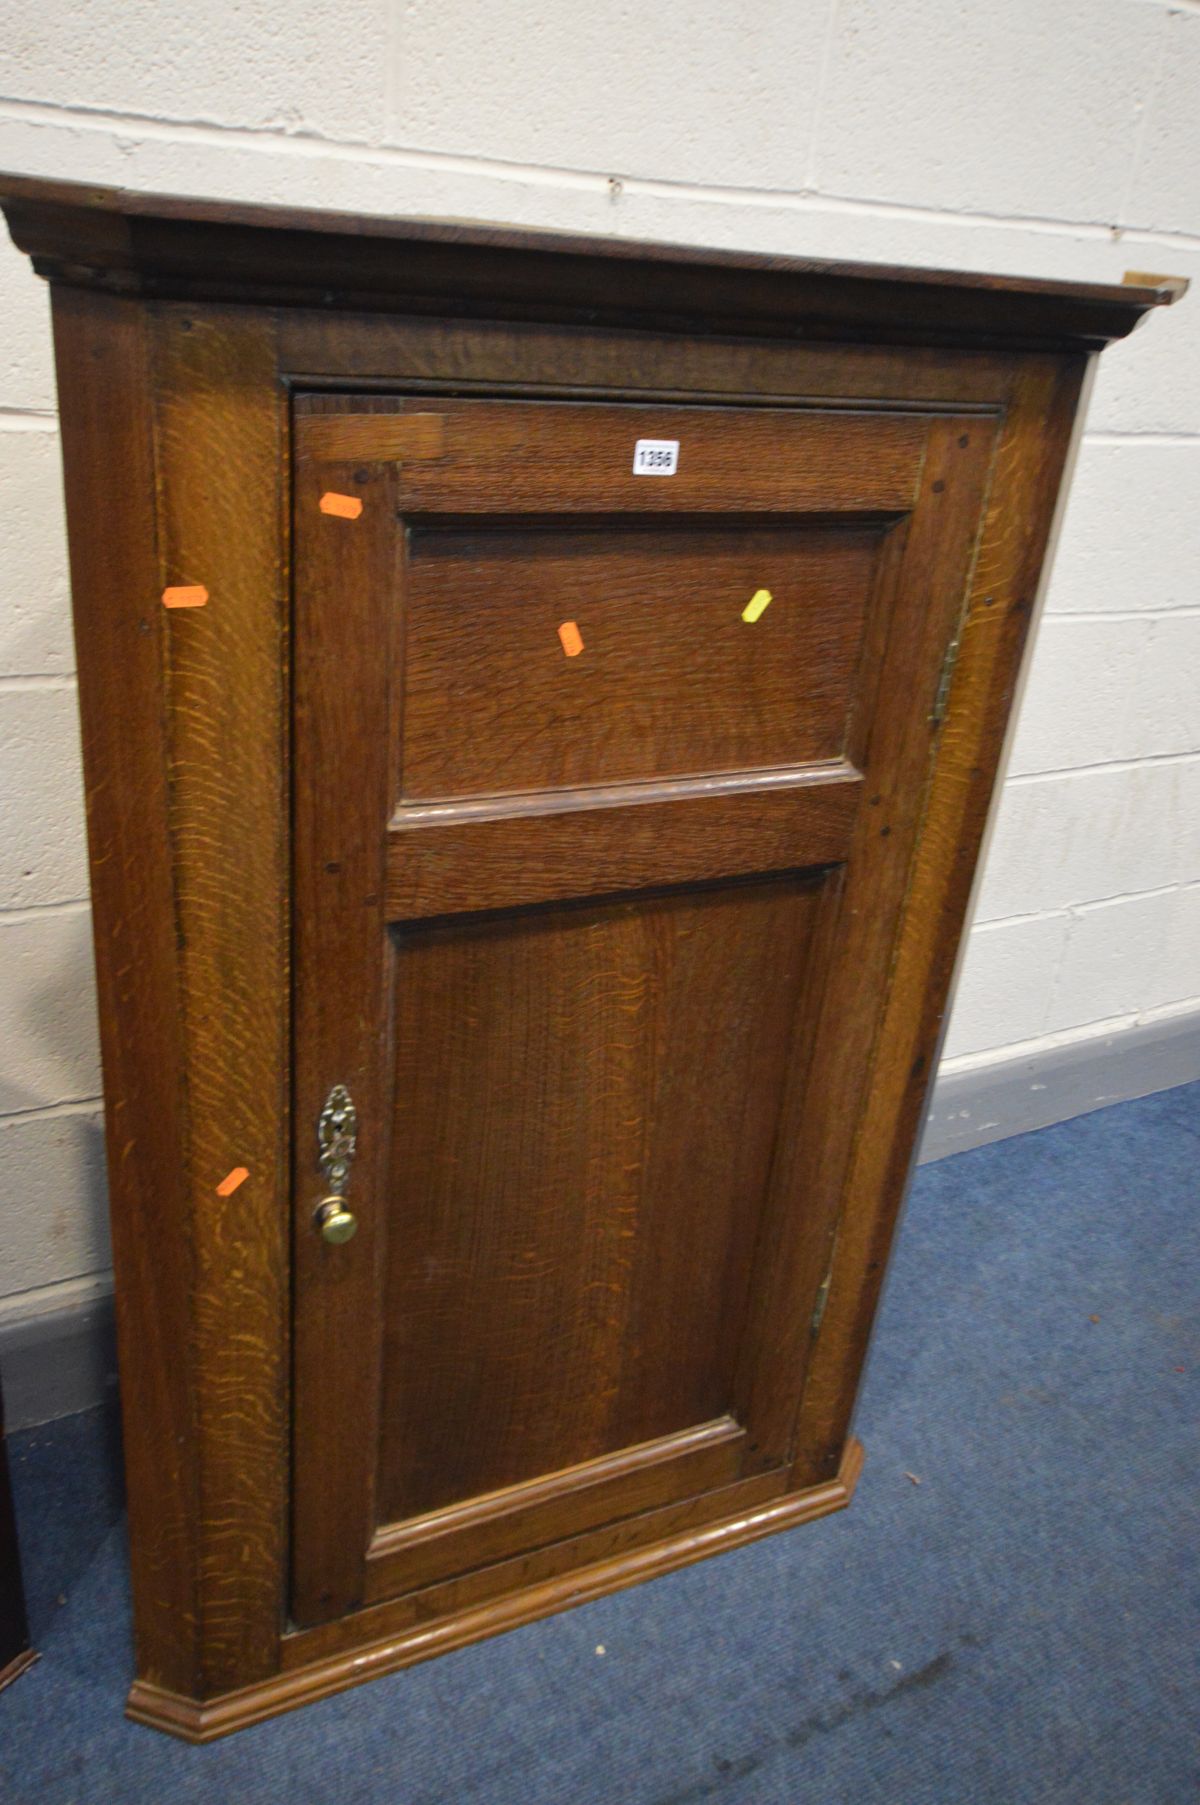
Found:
0,905 -> 101,1120
0,902 -> 111,1407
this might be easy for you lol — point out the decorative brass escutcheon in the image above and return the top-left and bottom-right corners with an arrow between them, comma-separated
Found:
315,1084 -> 358,1244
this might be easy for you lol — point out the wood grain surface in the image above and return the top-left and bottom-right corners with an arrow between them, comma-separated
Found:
385,769 -> 860,918
401,518 -> 880,800
126,1438 -> 863,1741
290,394 -> 997,1630
148,305 -> 291,1693
378,876 -> 823,1524
1,171 -> 1177,350
290,450 -> 399,1626
383,400 -> 924,513
51,289 -> 204,1697
792,357 -> 1089,1482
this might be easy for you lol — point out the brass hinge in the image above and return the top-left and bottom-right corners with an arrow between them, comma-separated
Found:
930,631 -> 962,728
811,1271 -> 832,1336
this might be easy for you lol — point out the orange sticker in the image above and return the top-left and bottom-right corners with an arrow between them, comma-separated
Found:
216,1167 -> 249,1197
319,491 -> 364,520
558,620 -> 584,657
162,585 -> 209,610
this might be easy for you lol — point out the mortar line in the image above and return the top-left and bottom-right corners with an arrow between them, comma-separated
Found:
0,1094 -> 103,1127
0,673 -> 76,692
1,93 -> 1200,251
1116,0 -> 1170,230
1005,749 -> 1200,785
804,0 -> 842,193
0,897 -> 90,924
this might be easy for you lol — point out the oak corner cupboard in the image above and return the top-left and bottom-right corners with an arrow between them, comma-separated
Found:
0,174 -> 1180,1742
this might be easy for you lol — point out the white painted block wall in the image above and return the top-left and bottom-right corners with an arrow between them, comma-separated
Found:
0,0 -> 1197,1331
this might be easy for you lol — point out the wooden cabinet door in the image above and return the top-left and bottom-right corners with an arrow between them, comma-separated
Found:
290,394 -> 996,1626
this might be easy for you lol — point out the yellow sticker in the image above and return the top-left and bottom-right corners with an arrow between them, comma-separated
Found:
742,588 -> 772,623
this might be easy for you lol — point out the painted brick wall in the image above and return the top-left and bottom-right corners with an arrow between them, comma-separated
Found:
0,0 -> 1197,1328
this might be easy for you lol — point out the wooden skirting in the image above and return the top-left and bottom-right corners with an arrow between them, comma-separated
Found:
0,1648 -> 38,1693
126,1437 -> 863,1743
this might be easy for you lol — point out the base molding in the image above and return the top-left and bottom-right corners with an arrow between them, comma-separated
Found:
0,1648 -> 38,1693
126,1436 -> 863,1742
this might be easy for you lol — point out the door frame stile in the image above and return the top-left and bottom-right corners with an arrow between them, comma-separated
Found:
793,355 -> 1089,1482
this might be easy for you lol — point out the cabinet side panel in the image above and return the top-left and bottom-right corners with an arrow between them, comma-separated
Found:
796,354 -> 1089,1477
50,287 -> 202,1694
148,303 -> 291,1694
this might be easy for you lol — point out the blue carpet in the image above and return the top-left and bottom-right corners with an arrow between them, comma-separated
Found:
2,1084 -> 1197,1803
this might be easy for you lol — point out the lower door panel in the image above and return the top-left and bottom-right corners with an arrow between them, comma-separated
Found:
365,874 -> 826,1594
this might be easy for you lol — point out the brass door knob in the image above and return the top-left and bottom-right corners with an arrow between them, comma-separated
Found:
315,1197 -> 357,1244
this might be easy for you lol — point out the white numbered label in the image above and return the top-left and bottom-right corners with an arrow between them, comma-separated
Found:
632,439 -> 679,476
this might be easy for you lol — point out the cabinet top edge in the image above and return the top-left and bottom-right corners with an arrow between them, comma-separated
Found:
0,171 -> 1185,353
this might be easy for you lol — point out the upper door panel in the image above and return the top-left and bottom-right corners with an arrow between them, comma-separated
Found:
401,519 -> 882,801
